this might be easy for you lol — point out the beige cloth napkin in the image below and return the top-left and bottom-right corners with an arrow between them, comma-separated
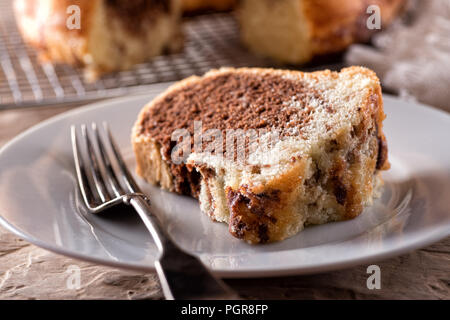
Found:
346,0 -> 450,112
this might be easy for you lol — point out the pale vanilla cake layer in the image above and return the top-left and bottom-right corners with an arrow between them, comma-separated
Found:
238,0 -> 405,64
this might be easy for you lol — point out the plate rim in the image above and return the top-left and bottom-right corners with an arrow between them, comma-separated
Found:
0,92 -> 449,278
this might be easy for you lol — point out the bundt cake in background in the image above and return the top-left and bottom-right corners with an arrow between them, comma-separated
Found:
238,0 -> 406,64
14,0 -> 183,81
13,0 -> 406,81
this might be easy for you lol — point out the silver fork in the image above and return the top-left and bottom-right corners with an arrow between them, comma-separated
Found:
71,122 -> 238,300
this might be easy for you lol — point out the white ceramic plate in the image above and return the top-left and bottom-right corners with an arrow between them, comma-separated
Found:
0,89 -> 449,278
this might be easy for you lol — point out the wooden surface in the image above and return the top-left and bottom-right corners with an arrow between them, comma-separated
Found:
0,103 -> 449,300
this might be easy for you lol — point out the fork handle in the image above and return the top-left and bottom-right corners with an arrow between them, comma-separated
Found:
129,195 -> 238,300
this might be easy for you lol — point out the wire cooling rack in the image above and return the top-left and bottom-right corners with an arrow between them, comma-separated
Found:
0,0 -> 344,110
0,1 -> 277,110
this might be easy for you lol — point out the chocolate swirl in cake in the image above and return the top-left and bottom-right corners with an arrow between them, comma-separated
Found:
140,71 -> 324,159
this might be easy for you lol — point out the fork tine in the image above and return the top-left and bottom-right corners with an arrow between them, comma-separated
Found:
94,122 -> 126,197
71,126 -> 96,209
81,124 -> 111,203
102,122 -> 140,194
